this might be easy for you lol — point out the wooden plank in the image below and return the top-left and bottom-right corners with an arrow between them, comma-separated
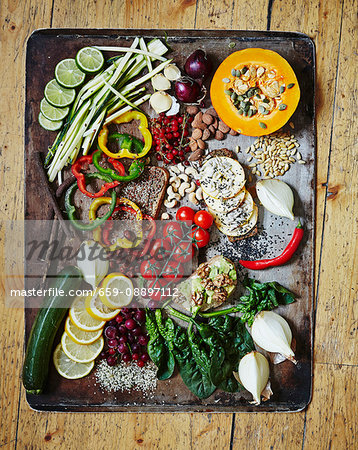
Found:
0,0 -> 53,447
314,0 -> 358,365
50,0 -> 197,29
195,0 -> 269,29
304,363 -> 358,449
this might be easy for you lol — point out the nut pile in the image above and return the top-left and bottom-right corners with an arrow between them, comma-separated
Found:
245,132 -> 305,178
186,106 -> 238,161
164,163 -> 202,208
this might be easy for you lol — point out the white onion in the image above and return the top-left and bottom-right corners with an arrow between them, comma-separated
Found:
256,179 -> 295,220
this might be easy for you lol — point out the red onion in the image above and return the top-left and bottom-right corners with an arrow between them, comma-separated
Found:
184,49 -> 213,79
174,77 -> 201,103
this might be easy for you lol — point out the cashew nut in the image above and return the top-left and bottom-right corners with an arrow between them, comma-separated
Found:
167,185 -> 181,200
169,165 -> 181,175
178,182 -> 190,197
178,173 -> 189,183
195,187 -> 203,201
185,181 -> 196,194
171,176 -> 181,191
184,166 -> 199,178
176,163 -> 185,172
164,199 -> 178,208
161,212 -> 170,220
188,192 -> 199,205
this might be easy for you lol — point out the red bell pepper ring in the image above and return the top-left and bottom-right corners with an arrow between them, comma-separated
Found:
102,206 -> 138,246
71,154 -> 123,198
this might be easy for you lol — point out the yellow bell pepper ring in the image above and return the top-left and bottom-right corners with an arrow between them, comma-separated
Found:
89,196 -> 143,249
98,111 -> 152,159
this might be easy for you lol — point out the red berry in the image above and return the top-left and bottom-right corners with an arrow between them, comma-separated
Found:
180,155 -> 186,162
184,160 -> 190,166
173,131 -> 180,138
122,353 -> 131,362
156,154 -> 162,161
166,133 -> 173,140
178,150 -> 184,157
137,360 -> 145,368
141,353 -> 149,362
132,353 -> 140,361
184,146 -> 191,153
108,348 -> 116,355
115,315 -> 123,324
107,356 -> 117,366
138,335 -> 148,346
187,116 -> 193,123
177,116 -> 183,123
172,149 -> 178,156
166,152 -> 174,160
183,130 -> 189,137
163,117 -> 170,125
125,319 -> 136,330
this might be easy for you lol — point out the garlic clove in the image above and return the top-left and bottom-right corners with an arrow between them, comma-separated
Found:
149,91 -> 173,114
164,63 -> 181,81
76,240 -> 109,289
165,95 -> 180,116
256,179 -> 295,220
151,73 -> 171,91
251,311 -> 296,364
235,351 -> 271,405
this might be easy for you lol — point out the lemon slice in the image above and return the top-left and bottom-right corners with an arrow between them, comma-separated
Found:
53,343 -> 94,379
69,295 -> 105,331
61,332 -> 104,363
100,273 -> 134,309
64,316 -> 103,345
85,290 -> 120,321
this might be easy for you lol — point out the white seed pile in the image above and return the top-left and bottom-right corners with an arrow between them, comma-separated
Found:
95,360 -> 158,394
245,132 -> 305,178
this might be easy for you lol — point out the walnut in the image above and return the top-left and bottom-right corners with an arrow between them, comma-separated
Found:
212,288 -> 228,305
213,273 -> 234,288
196,263 -> 210,278
201,278 -> 215,290
192,291 -> 204,306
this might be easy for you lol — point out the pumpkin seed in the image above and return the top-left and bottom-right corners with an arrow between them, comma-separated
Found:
261,109 -> 269,115
237,108 -> 243,115
279,104 -> 287,110
246,88 -> 256,97
231,92 -> 237,101
224,89 -> 232,95
222,77 -> 230,83
231,69 -> 237,76
259,122 -> 267,129
258,105 -> 266,114
236,69 -> 241,77
263,98 -> 270,104
255,93 -> 261,99
237,95 -> 244,101
241,66 -> 248,74
229,42 -> 236,48
251,109 -> 257,116
280,85 -> 285,94
287,83 -> 295,89
244,102 -> 250,112
248,109 -> 253,118
243,110 -> 248,116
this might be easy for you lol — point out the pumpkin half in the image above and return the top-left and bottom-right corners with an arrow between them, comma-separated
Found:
210,48 -> 300,136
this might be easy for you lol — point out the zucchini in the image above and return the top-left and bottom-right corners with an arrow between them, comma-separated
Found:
22,266 -> 83,394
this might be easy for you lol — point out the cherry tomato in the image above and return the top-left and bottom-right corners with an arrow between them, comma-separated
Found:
163,221 -> 183,245
176,206 -> 195,222
194,210 -> 213,229
173,240 -> 195,264
162,261 -> 184,280
149,238 -> 172,261
191,227 -> 210,248
140,259 -> 162,279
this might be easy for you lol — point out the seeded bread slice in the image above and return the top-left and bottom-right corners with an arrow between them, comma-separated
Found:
116,166 -> 169,219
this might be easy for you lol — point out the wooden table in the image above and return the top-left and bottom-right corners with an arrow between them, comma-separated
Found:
0,0 -> 356,448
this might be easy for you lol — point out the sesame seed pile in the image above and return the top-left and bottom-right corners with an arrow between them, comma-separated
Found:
95,360 -> 158,394
245,131 -> 305,178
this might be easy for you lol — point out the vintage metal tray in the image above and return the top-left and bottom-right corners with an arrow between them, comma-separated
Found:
24,29 -> 315,412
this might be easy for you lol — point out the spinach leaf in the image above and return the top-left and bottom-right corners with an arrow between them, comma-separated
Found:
146,309 -> 175,380
172,328 -> 216,399
236,277 -> 295,326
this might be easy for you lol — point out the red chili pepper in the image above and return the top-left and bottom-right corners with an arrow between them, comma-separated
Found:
71,154 -> 123,198
239,221 -> 304,270
138,215 -> 156,258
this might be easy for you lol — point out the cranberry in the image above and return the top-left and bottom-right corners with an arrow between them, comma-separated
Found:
163,117 -> 170,125
132,327 -> 141,337
122,353 -> 131,362
137,360 -> 145,368
108,319 -> 117,327
118,343 -> 129,354
104,326 -> 118,339
141,353 -> 149,362
125,318 -> 136,330
173,131 -> 180,138
172,149 -> 178,156
107,356 -> 117,366
135,310 -> 146,323
177,116 -> 183,123
132,353 -> 140,361
119,335 -> 127,344
138,335 -> 148,346
115,315 -> 123,324
127,333 -> 135,343
108,348 -> 116,355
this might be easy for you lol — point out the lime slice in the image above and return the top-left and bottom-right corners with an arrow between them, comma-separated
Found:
55,58 -> 86,88
53,343 -> 94,379
44,79 -> 76,107
75,47 -> 104,73
38,112 -> 63,131
40,98 -> 69,121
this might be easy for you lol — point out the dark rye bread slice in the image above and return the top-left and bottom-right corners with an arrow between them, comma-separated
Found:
116,166 -> 169,219
199,147 -> 238,165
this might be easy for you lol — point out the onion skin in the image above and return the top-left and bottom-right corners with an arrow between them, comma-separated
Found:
185,50 -> 213,79
174,77 -> 201,103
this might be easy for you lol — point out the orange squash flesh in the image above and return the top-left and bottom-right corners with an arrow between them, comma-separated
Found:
210,48 -> 300,136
